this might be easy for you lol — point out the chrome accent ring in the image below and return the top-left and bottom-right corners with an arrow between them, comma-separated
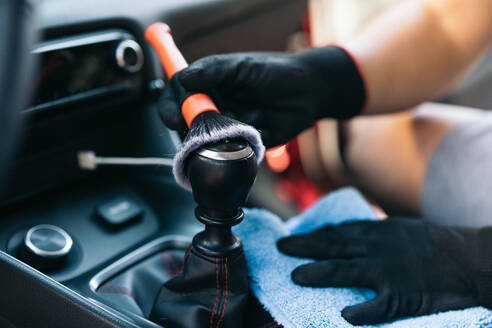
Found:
24,224 -> 73,259
197,145 -> 253,161
115,39 -> 144,73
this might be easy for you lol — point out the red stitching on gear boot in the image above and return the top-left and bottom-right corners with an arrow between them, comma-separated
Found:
216,257 -> 228,328
210,258 -> 220,328
158,252 -> 174,276
165,250 -> 179,273
171,246 -> 192,279
97,285 -> 138,304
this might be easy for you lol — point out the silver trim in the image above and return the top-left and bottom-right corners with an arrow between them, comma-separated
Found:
89,235 -> 191,291
24,224 -> 73,259
197,145 -> 253,161
32,30 -> 132,54
115,39 -> 144,73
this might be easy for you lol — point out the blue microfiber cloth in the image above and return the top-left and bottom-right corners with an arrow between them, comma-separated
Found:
234,187 -> 492,327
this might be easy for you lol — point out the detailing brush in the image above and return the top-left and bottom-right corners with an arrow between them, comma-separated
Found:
145,23 -> 265,190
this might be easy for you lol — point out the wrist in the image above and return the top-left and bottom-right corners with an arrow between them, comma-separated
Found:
430,224 -> 492,309
295,46 -> 367,120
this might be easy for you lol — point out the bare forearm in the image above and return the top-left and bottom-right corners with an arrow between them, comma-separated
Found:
346,0 -> 492,115
299,104 -> 484,215
343,103 -> 483,215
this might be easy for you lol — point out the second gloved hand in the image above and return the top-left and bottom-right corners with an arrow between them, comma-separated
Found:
159,46 -> 366,148
277,218 -> 492,325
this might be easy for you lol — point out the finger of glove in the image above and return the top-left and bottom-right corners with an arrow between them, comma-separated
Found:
341,290 -> 395,326
158,86 -> 187,131
211,94 -> 265,127
180,55 -> 242,91
291,259 -> 380,289
344,292 -> 478,326
277,231 -> 367,260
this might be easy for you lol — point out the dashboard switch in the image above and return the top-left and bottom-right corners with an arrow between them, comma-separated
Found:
96,196 -> 143,229
22,224 -> 73,271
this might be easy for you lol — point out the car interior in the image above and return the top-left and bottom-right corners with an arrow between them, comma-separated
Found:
0,1 -> 306,327
2,0 -> 492,327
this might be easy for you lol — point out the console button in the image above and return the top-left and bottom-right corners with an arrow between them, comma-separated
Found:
96,196 -> 143,229
22,224 -> 73,271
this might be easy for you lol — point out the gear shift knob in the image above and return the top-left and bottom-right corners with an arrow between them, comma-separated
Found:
186,139 -> 257,257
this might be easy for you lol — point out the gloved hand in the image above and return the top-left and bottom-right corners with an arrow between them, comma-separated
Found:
277,218 -> 492,326
159,46 -> 366,148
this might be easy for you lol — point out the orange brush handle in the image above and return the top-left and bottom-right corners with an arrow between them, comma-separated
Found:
145,22 -> 219,128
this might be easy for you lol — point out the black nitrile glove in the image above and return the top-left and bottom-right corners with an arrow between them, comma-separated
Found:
159,46 -> 366,148
277,218 -> 492,326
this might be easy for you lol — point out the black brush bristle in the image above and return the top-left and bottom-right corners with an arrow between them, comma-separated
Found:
184,111 -> 242,144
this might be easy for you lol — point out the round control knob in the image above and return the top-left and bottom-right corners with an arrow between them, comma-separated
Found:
22,224 -> 73,271
115,39 -> 144,73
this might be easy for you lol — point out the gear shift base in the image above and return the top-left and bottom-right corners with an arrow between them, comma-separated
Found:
150,246 -> 249,328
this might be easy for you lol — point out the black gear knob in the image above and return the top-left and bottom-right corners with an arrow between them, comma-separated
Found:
187,139 -> 258,218
186,139 -> 257,257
